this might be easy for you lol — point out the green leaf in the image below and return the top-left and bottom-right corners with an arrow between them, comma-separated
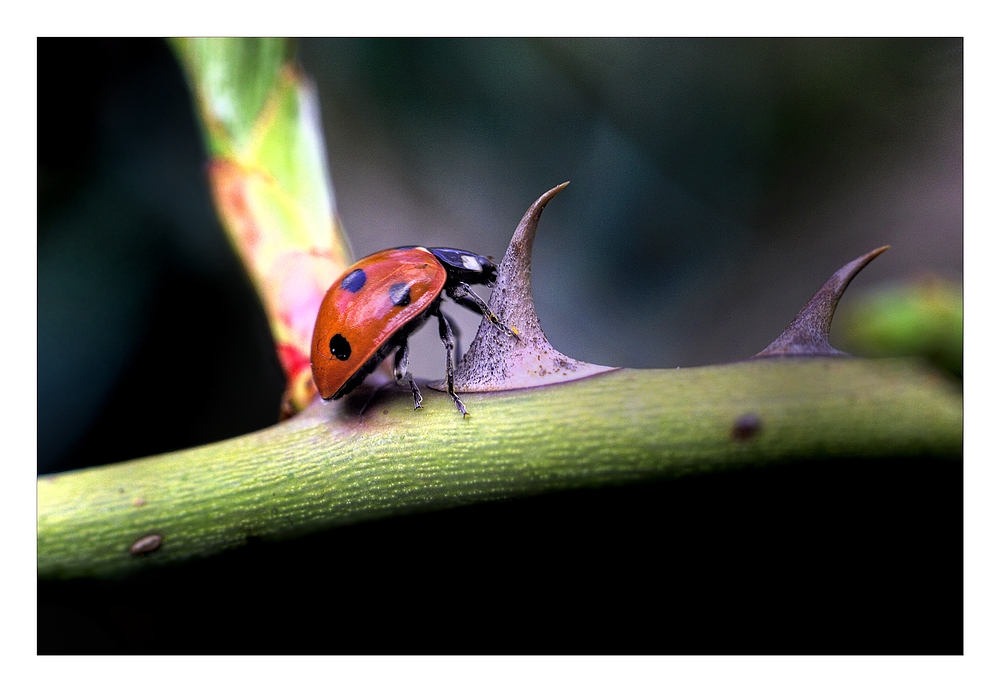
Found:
839,277 -> 963,377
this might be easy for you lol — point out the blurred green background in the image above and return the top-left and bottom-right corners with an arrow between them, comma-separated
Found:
37,38 -> 962,474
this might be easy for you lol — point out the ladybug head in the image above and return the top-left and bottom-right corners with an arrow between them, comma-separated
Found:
428,247 -> 498,287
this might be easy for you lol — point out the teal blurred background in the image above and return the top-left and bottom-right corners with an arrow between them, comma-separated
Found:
38,38 -> 962,474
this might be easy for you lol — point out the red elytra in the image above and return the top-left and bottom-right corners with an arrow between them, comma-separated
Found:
310,246 -> 517,416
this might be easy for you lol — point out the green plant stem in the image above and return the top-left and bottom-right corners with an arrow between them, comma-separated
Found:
37,358 -> 961,580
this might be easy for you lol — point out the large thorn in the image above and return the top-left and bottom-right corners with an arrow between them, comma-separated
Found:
431,183 -> 617,393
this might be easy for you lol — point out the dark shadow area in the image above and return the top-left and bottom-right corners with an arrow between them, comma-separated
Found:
38,38 -> 285,474
38,454 -> 961,655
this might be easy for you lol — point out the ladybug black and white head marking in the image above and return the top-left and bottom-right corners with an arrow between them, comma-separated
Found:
425,247 -> 498,287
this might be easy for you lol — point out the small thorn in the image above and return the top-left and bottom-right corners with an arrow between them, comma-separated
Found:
755,246 -> 889,358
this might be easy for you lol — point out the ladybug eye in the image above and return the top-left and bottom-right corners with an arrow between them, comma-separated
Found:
329,333 -> 351,360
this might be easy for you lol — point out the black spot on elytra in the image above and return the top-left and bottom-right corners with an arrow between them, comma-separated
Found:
340,268 -> 367,293
389,282 -> 412,307
329,334 -> 351,360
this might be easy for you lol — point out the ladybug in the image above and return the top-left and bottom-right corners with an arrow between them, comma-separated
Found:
311,246 -> 518,416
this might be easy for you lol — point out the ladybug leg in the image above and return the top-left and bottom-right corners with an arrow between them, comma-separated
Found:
435,308 -> 469,417
449,317 -> 463,365
393,340 -> 423,410
447,283 -> 520,341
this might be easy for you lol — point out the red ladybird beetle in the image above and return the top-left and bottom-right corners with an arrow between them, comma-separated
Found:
311,246 -> 518,416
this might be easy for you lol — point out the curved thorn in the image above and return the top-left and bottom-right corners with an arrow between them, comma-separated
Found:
433,183 -> 616,393
755,246 -> 890,358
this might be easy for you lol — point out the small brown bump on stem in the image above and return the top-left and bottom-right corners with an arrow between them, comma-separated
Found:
755,246 -> 890,358
133,497 -> 146,507
128,534 -> 163,556
731,413 -> 762,441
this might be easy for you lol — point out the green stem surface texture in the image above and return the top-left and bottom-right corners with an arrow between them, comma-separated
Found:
38,358 -> 961,580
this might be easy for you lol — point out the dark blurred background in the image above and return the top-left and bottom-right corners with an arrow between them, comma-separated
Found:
38,37 -> 962,475
37,38 -> 962,654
